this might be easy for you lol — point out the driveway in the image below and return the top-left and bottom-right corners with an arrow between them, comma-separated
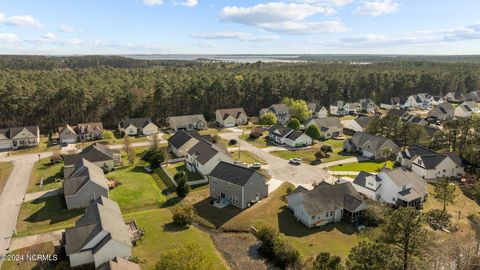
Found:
0,152 -> 52,262
219,132 -> 333,186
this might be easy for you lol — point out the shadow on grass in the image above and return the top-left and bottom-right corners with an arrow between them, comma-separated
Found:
162,222 -> 189,232
25,195 -> 83,225
277,206 -> 356,237
193,197 -> 243,229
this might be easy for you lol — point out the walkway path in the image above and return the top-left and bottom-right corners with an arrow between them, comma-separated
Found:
23,188 -> 62,202
9,229 -> 64,252
0,152 -> 52,264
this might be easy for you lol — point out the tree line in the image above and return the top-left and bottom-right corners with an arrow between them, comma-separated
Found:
1,56 -> 479,132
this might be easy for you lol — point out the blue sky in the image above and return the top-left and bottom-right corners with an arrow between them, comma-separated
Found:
1,0 -> 480,54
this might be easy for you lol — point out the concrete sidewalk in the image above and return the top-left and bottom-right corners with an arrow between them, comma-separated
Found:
9,229 -> 64,251
24,188 -> 62,202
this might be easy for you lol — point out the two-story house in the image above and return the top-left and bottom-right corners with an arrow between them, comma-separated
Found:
208,162 -> 268,209
186,139 -> 233,177
329,101 -> 350,116
358,98 -> 376,113
58,122 -> 104,143
353,167 -> 427,208
259,104 -> 291,124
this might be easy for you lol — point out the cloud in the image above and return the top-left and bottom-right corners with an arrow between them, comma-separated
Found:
63,38 -> 83,45
0,33 -> 18,42
353,0 -> 400,16
40,32 -> 56,41
0,13 -> 43,28
293,0 -> 353,7
219,2 -> 348,34
192,32 -> 279,42
197,41 -> 217,48
143,0 -> 163,6
59,25 -> 76,33
175,0 -> 198,7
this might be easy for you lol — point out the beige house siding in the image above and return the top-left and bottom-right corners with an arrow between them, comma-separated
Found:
92,240 -> 132,268
65,182 -> 109,210
170,138 -> 198,157
142,122 -> 159,135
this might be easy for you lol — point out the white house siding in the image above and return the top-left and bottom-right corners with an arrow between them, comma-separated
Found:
292,204 -> 314,228
284,134 -> 312,147
92,240 -> 132,268
454,107 -> 472,118
10,128 -> 40,149
0,138 -> 11,149
124,125 -> 138,136
412,157 -> 464,180
142,123 -> 159,135
69,251 -> 94,268
376,175 -> 398,205
343,120 -> 362,132
352,184 -> 377,200
187,152 -> 233,177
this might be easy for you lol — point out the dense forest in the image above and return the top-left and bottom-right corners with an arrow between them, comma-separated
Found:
0,56 -> 479,131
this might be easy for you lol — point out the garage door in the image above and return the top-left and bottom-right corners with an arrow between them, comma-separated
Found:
362,151 -> 374,158
0,142 -> 11,149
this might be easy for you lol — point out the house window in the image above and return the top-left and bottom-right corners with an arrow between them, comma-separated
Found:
311,215 -> 315,220
228,183 -> 232,188
443,169 -> 446,173
402,185 -> 406,190
330,211 -> 334,216
393,197 -> 396,201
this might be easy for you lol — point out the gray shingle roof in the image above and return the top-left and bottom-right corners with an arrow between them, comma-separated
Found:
168,130 -> 200,149
354,116 -> 374,129
119,117 -> 153,129
209,161 -> 265,186
64,196 -> 131,255
268,124 -> 293,137
187,139 -> 229,165
348,132 -> 397,152
383,167 -> 426,197
270,104 -> 289,114
310,117 -> 342,129
353,171 -> 381,191
64,143 -> 119,167
168,114 -> 206,127
285,130 -> 305,140
217,108 -> 247,120
7,126 -> 39,138
63,158 -> 109,196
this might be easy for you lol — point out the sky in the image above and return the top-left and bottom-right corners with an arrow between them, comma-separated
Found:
0,0 -> 480,55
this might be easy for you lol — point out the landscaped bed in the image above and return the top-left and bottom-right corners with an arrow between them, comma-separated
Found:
329,160 -> 394,172
0,162 -> 13,193
28,158 -> 64,193
126,208 -> 229,270
164,162 -> 204,181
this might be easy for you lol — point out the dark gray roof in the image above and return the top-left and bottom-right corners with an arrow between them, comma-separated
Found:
353,171 -> 381,191
168,130 -> 199,149
354,116 -> 374,129
217,108 -> 247,120
285,130 -> 305,140
209,161 -> 265,186
443,152 -> 462,167
292,182 -> 366,215
403,145 -> 438,159
120,117 -> 153,129
419,154 -> 446,169
187,139 -> 228,165
270,104 -> 289,114
268,124 -> 293,137
64,143 -> 119,166
63,158 -> 109,196
310,117 -> 342,129
7,126 -> 39,138
348,132 -> 397,152
388,109 -> 408,117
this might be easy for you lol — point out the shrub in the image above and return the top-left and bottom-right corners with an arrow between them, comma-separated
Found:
315,150 -> 327,161
172,204 -> 197,227
155,242 -> 212,270
142,145 -> 166,168
175,171 -> 191,197
256,225 -> 301,268
320,144 -> 333,153
305,125 -> 321,140
261,112 -> 277,125
50,150 -> 62,164
287,118 -> 301,130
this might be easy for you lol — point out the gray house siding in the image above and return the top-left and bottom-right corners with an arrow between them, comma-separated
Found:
65,182 -> 109,209
242,174 -> 268,208
209,176 -> 244,208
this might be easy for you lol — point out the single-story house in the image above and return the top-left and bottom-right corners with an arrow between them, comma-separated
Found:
460,101 -> 480,113
259,104 -> 291,124
329,101 -> 351,116
397,145 -> 464,180
306,117 -> 343,139
354,167 -> 427,208
343,116 -> 374,133
444,92 -> 465,103
186,139 -> 233,176
344,132 -> 400,160
454,103 -> 473,118
466,91 -> 480,102
215,108 -> 248,127
267,124 -> 312,147
118,117 -> 158,136
63,158 -> 109,210
63,143 -> 122,175
0,126 -> 40,150
287,182 -> 368,228
208,161 -> 268,209
167,114 -> 207,131
427,103 -> 455,122
64,196 -> 133,268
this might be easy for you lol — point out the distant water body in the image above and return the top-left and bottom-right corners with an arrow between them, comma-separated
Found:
125,54 -> 306,63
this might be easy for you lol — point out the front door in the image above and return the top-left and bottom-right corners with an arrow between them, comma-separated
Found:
220,192 -> 226,199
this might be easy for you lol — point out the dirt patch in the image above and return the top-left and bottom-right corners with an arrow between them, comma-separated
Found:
203,227 -> 277,270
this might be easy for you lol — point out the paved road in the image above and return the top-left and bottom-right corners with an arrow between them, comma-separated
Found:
0,152 -> 52,264
219,132 -> 334,186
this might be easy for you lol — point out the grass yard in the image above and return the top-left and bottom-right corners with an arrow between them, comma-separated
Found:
230,150 -> 266,164
199,128 -> 221,136
126,208 -> 229,270
270,149 -> 317,164
2,242 -> 58,270
16,195 -> 83,237
164,162 -> 204,181
108,165 -> 166,213
330,160 -> 394,172
183,183 -> 361,259
11,137 -> 58,156
0,162 -> 13,193
28,158 -> 64,193
240,133 -> 270,148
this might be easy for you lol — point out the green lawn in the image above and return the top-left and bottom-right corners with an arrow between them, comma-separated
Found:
330,160 -> 394,172
164,162 -> 204,182
199,128 -> 221,136
230,150 -> 266,164
126,208 -> 229,270
28,158 -> 64,193
16,195 -> 84,237
0,162 -> 13,193
108,165 -> 166,213
240,133 -> 270,148
184,183 -> 361,260
270,149 -> 317,164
